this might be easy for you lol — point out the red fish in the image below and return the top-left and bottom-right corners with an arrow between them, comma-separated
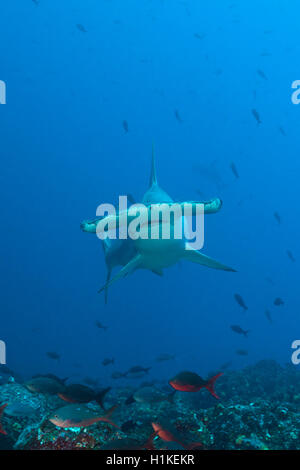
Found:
0,404 -> 8,435
151,423 -> 202,450
169,371 -> 223,399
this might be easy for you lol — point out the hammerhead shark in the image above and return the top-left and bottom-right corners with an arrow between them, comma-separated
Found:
81,149 -> 236,298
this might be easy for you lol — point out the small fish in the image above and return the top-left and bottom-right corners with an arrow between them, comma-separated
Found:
58,384 -> 110,409
236,349 -> 248,356
4,402 -> 37,418
32,0 -> 39,5
230,162 -> 239,179
257,69 -> 268,80
234,293 -> 248,311
274,211 -> 281,224
125,366 -> 151,379
279,126 -> 286,136
261,51 -> 271,57
252,108 -> 261,125
286,250 -> 295,262
194,33 -> 206,40
174,109 -> 183,123
49,404 -> 118,429
126,386 -> 175,405
122,120 -> 129,133
46,352 -> 60,361
274,297 -> 284,306
0,404 -> 8,435
76,24 -> 87,33
95,321 -> 108,331
169,371 -> 223,399
111,371 -> 126,379
264,309 -> 273,324
265,276 -> 275,286
25,377 -> 65,395
102,358 -> 115,366
230,325 -> 249,337
155,353 -> 175,362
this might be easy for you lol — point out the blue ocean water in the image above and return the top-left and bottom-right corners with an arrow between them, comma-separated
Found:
0,0 -> 299,392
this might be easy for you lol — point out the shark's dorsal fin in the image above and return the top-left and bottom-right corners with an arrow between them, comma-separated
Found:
149,143 -> 158,187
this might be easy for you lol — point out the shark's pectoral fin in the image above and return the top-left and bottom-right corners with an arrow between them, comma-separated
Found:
98,254 -> 143,294
183,246 -> 236,272
181,198 -> 222,214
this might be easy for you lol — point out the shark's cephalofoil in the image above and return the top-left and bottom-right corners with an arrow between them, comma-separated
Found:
95,196 -> 205,251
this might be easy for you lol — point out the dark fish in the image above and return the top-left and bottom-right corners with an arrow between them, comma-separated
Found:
25,377 -> 65,395
257,69 -> 268,80
126,386 -> 175,405
58,384 -> 110,409
111,371 -> 126,379
264,309 -> 273,324
274,297 -> 284,306
274,211 -> 281,224
155,353 -> 175,362
265,276 -> 275,286
230,325 -> 249,337
46,351 -> 60,361
230,162 -> 239,179
234,293 -> 248,311
194,33 -> 206,40
76,24 -> 87,33
32,0 -> 39,5
286,250 -> 295,262
174,109 -> 183,123
49,404 -> 118,429
4,403 -> 37,418
122,120 -> 129,133
102,358 -> 114,366
236,349 -> 248,356
169,371 -> 223,399
252,108 -> 261,124
95,321 -> 108,331
0,404 -> 7,435
125,366 -> 151,378
279,127 -> 286,136
261,51 -> 271,56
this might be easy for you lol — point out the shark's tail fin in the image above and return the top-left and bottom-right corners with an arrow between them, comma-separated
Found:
149,142 -> 158,187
